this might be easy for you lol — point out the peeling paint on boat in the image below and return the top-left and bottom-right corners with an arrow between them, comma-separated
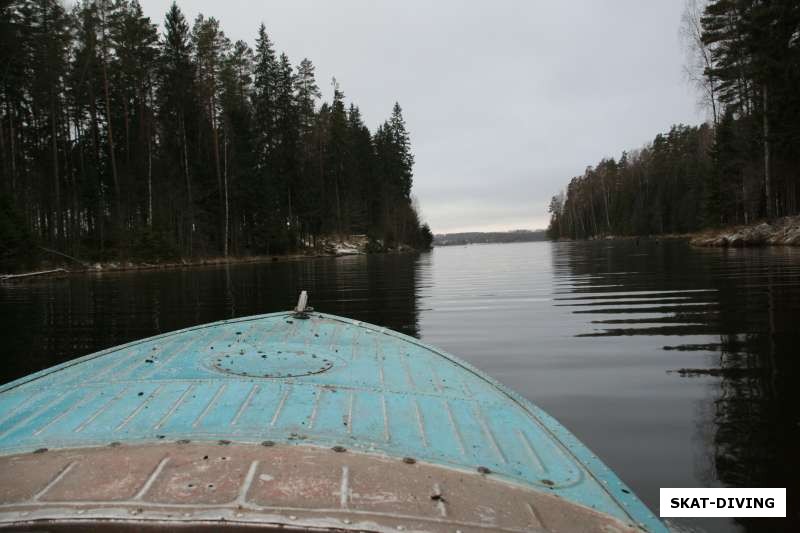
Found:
0,311 -> 667,532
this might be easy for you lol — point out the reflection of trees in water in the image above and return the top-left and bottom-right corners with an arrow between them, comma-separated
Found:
709,331 -> 797,532
0,254 -> 422,383
706,252 -> 798,532
552,241 -> 799,532
320,254 -> 422,339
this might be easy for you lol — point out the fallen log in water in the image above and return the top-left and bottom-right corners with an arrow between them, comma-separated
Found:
0,268 -> 68,281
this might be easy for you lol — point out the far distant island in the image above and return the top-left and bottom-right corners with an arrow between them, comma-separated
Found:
434,229 -> 547,246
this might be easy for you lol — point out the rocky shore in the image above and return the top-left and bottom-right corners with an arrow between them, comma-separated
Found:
690,216 -> 800,247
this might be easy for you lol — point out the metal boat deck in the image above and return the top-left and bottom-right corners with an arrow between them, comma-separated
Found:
0,310 -> 665,532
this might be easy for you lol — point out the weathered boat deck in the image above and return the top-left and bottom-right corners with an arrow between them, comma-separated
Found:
0,311 -> 665,532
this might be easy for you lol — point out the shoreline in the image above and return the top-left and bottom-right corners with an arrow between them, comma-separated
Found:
688,215 -> 800,247
553,216 -> 800,248
0,253 -> 318,281
1,242 -> 425,281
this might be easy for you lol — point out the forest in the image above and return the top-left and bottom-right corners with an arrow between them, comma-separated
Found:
548,0 -> 800,240
0,0 -> 432,264
434,230 -> 547,246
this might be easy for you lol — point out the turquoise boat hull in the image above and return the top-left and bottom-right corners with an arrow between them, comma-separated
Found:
0,311 -> 666,532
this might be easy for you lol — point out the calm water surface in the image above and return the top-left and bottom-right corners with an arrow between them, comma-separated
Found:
1,240 -> 798,532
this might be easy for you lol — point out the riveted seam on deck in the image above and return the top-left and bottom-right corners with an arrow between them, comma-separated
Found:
517,428 -> 548,474
400,354 -> 416,389
525,501 -> 545,529
153,383 -> 196,430
0,390 -> 73,440
428,364 -> 445,393
473,402 -> 507,464
236,460 -> 259,505
326,323 -> 342,352
138,330 -> 218,381
33,388 -> 103,436
115,384 -> 166,431
133,457 -> 170,500
192,384 -> 227,428
350,328 -> 363,361
381,394 -> 390,442
270,386 -> 292,427
0,390 -> 44,428
346,392 -> 355,435
307,389 -> 323,430
444,400 -> 466,457
231,384 -> 260,426
413,399 -> 428,448
32,461 -> 76,501
339,465 -> 350,509
74,385 -> 131,433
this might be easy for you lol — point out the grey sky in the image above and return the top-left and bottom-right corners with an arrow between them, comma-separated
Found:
141,0 -> 703,233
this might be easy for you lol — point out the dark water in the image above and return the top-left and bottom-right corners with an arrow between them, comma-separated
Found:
1,241 -> 798,532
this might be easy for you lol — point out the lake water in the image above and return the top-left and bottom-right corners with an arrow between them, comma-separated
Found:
1,240 -> 798,532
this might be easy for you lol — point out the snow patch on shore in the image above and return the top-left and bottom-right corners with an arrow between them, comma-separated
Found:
691,216 -> 800,247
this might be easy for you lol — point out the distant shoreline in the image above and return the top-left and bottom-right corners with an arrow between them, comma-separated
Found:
434,229 -> 547,246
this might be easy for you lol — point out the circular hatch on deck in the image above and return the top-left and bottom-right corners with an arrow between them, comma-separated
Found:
208,344 -> 334,378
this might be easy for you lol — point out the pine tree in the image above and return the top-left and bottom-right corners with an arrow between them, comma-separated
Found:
388,102 -> 414,199
294,58 -> 320,136
346,104 -> 375,232
158,2 -> 198,255
292,57 -> 320,244
27,0 -> 71,244
109,0 -> 159,231
220,39 -> 254,254
252,23 -> 277,168
325,80 -> 347,234
192,14 -> 230,254
0,1 -> 431,262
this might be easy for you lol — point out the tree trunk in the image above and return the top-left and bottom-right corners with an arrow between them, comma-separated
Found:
50,89 -> 61,245
60,94 -> 73,246
0,111 -> 6,192
181,113 -> 194,256
211,94 -> 225,255
6,99 -> 17,192
144,82 -> 154,227
600,176 -> 611,232
288,184 -> 292,226
147,126 -> 153,227
763,83 -> 771,219
101,55 -> 120,228
76,118 -> 87,254
87,83 -> 101,162
123,97 -> 130,168
223,128 -> 229,257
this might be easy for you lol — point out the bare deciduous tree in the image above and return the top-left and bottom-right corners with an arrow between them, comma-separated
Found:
680,0 -> 718,127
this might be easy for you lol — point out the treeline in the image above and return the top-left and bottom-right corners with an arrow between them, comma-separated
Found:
0,0 -> 431,263
548,0 -> 800,239
434,230 -> 547,246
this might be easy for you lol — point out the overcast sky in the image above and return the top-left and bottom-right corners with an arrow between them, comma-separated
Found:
141,0 -> 703,233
